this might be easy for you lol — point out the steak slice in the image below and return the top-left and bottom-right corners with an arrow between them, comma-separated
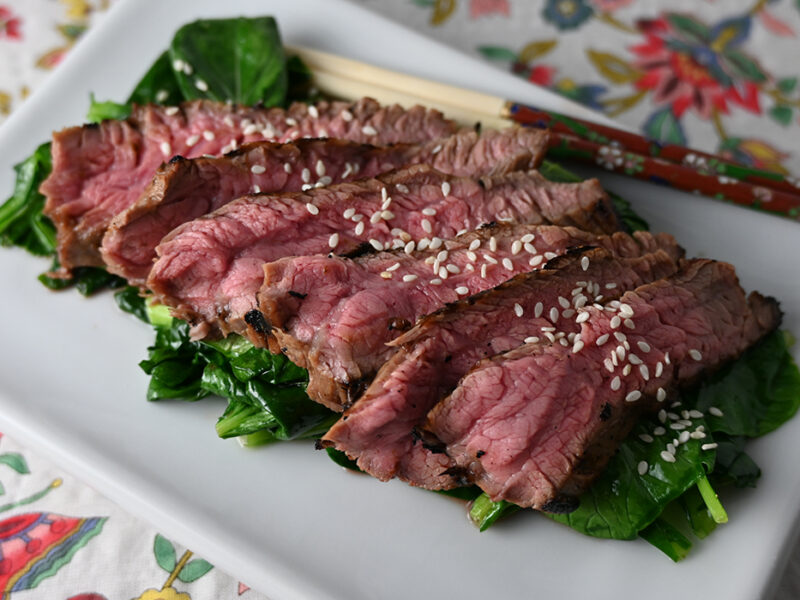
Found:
426,259 -> 781,509
40,97 -> 457,271
259,224 -> 604,410
147,165 -> 620,340
102,127 -> 550,283
322,242 -> 682,488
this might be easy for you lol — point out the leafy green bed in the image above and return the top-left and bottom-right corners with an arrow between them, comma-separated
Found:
1,16 -> 798,561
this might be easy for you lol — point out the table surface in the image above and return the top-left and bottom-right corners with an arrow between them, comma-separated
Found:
1,0 -> 799,598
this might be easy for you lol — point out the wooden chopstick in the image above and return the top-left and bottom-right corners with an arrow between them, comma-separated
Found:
288,45 -> 800,221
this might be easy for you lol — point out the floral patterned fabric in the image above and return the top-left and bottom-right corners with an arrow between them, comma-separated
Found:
1,0 -> 799,598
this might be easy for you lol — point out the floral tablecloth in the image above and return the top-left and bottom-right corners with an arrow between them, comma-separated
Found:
0,0 -> 799,598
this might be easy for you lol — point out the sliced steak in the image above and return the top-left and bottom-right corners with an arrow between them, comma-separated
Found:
102,127 -> 550,283
426,259 -> 781,509
41,97 -> 457,271
259,224 -> 605,410
147,165 -> 620,340
322,242 -> 682,488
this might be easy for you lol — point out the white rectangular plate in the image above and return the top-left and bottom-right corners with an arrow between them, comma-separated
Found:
0,1 -> 799,599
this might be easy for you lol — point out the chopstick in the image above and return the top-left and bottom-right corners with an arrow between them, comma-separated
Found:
288,45 -> 800,221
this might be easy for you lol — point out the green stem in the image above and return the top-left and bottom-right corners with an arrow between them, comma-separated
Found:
0,478 -> 61,513
697,476 -> 728,524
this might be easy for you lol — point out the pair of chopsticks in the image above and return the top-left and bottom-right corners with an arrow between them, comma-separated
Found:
290,45 -> 800,221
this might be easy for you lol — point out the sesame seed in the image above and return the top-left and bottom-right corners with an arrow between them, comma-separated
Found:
446,264 -> 460,274
421,219 -> 433,234
355,222 -> 365,235
639,433 -> 653,443
611,351 -> 618,367
285,117 -> 298,126
380,271 -> 392,279
301,168 -> 311,183
251,185 -> 261,193
636,341 -> 651,353
562,309 -> 575,319
616,345 -> 626,360
559,338 -> 569,347
654,426 -> 666,435
690,431 -> 706,440
624,319 -> 635,329
708,407 -> 724,417
417,238 -> 430,251
534,302 -> 543,318
701,443 -> 718,451
381,210 -> 395,220
678,431 -> 690,444
301,184 -> 313,191
664,352 -> 671,365
628,353 -> 642,365
402,274 -> 418,283
370,212 -> 382,224
484,254 -> 498,265
466,251 -> 478,262
514,303 -> 524,317
185,134 -> 200,146
465,263 -> 475,272
549,307 -> 559,322
622,364 -> 632,376
655,362 -> 664,378
456,286 -> 469,295
529,255 -> 544,267
243,124 -> 258,136
395,183 -> 409,193
343,208 -> 356,219
639,365 -> 650,381
362,125 -> 378,135
328,233 -> 339,248
202,130 -> 215,141
340,109 -> 353,121
604,359 -> 615,373
688,410 -> 703,419
618,303 -> 634,318
489,237 -> 497,252
524,336 -> 540,344
369,239 -> 384,251
610,316 -> 621,329
544,332 -> 556,342
160,141 -> 171,157
315,159 -> 326,177
625,390 -> 642,402
164,106 -> 180,117
573,340 -> 585,353
613,332 -> 626,342
438,267 -> 449,279
511,240 -> 522,255
155,90 -> 169,103
581,256 -> 590,271
421,207 -> 437,217
596,334 -> 609,346
172,58 -> 185,71
660,451 -> 676,463
429,237 -> 443,250
308,105 -> 319,119
441,181 -> 451,197
305,203 -> 319,216
404,241 -> 415,254
430,278 -> 442,285
689,349 -> 703,361
251,165 -> 266,174
576,312 -> 590,324
466,239 -> 480,252
436,250 -> 448,262
544,252 -> 558,260
502,257 -> 514,271
555,296 -> 568,309
638,461 -> 649,475
667,443 -> 676,454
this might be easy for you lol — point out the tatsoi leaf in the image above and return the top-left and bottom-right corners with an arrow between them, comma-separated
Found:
128,50 -> 183,106
86,94 -> 131,123
691,330 -> 800,438
0,143 -> 56,256
549,417 -> 714,539
169,17 -> 288,106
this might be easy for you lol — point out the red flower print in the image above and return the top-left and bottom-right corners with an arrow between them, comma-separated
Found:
528,64 -> 556,87
470,0 -> 510,18
630,14 -> 765,119
0,6 -> 21,40
67,595 -> 108,600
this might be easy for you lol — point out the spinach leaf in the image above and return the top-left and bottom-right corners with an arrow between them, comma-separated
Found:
128,51 -> 183,106
0,143 -> 56,256
168,17 -> 287,107
86,94 -> 131,123
691,330 -> 800,438
711,435 -> 761,488
114,285 -> 150,324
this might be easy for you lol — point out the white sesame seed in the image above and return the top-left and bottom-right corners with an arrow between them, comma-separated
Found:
326,233 -> 340,249
172,58 -> 185,71
251,185 -> 261,194
381,210 -> 395,220
429,278 -> 442,285
464,239 -> 479,252
636,341 -> 651,353
466,251 -> 478,262
559,338 -> 569,347
664,352 -> 671,365
573,340 -> 585,353
624,319 -> 635,329
417,207 -> 436,217
243,124 -> 258,136
343,208 -> 356,220
435,250 -> 448,262
369,239 -> 384,251
380,271 -> 392,279
610,316 -> 621,329
701,443 -> 718,451
660,451 -> 676,463
440,181 -> 452,197
362,125 -> 378,135
549,307 -> 559,322
544,332 -> 556,343
534,302 -> 543,318
655,362 -> 664,378
417,238 -> 430,251
340,109 -> 353,122
638,365 -> 649,381
524,336 -> 540,344
581,256 -> 590,271
395,183 -> 409,193
155,89 -> 169,103
446,264 -> 460,274
562,309 -> 575,319
355,222 -> 365,236
202,130 -> 215,141
301,184 -> 313,191
369,211 -> 381,224
529,255 -> 544,267
455,286 -> 469,295
421,219 -> 433,234
678,431 -> 690,444
511,240 -> 522,255
285,117 -> 298,126
555,296 -> 567,309
480,264 -> 488,278
639,433 -> 653,443
513,303 -> 523,317
618,303 -> 634,318
688,410 -> 703,419
690,431 -> 706,440
622,364 -> 632,376
708,407 -> 724,417
250,164 -> 266,174
628,353 -> 642,365
611,351 -> 618,367
502,257 -> 514,271
604,359 -> 615,373
429,237 -> 443,250
314,159 -> 326,177
185,134 -> 200,147
301,168 -> 311,183
654,426 -> 666,436
616,345 -> 626,360
613,332 -> 626,342
438,267 -> 449,279
163,106 -> 180,117
667,443 -> 676,455
544,252 -> 558,260
638,461 -> 649,475
575,311 -> 590,324
489,237 -> 497,252
160,141 -> 171,157
484,254 -> 498,265
625,390 -> 642,402
689,349 -> 703,361
596,334 -> 609,346
404,241 -> 415,255
399,274 -> 417,283
307,104 -> 319,119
